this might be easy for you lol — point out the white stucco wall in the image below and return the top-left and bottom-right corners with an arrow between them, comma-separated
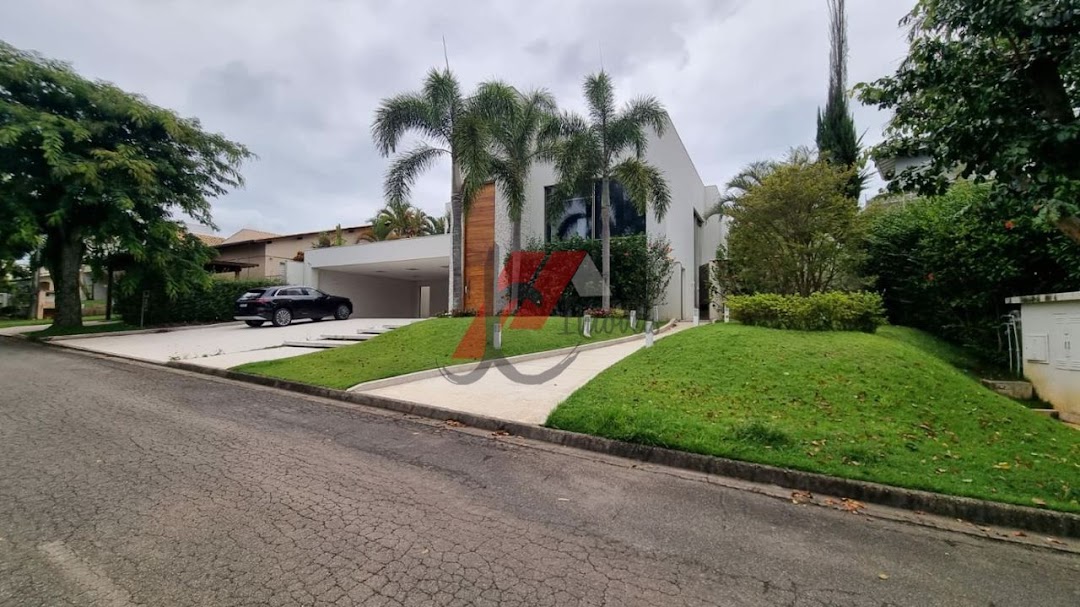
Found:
1014,293 -> 1080,422
317,271 -> 421,318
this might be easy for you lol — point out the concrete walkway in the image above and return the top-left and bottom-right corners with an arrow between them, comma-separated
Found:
360,322 -> 691,425
43,318 -> 419,366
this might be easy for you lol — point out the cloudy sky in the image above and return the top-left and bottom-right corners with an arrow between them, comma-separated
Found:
0,0 -> 914,237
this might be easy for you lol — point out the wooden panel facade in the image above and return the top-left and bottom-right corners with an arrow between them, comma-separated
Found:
463,183 -> 496,312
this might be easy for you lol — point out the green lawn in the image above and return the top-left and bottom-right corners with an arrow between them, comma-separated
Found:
546,323 -> 1080,513
0,314 -> 106,329
234,316 -> 643,390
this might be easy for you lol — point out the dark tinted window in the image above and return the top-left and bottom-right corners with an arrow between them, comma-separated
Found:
239,289 -> 265,300
545,180 -> 646,242
277,288 -> 300,297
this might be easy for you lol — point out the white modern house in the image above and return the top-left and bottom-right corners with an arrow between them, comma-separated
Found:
294,119 -> 727,321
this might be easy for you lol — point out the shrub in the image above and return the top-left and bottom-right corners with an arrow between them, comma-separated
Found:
115,277 -> 283,326
726,292 -> 885,332
523,235 -> 649,315
448,308 -> 478,317
862,181 -> 1080,362
584,307 -> 628,319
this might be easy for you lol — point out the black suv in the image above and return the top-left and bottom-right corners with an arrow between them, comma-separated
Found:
234,286 -> 353,327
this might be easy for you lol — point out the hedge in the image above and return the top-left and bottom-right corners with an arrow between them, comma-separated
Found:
726,292 -> 886,333
115,278 -> 283,326
523,235 -> 649,315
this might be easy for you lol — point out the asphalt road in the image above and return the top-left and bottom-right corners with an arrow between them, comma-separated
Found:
0,340 -> 1077,606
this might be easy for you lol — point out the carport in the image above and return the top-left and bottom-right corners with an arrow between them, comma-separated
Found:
303,235 -> 450,318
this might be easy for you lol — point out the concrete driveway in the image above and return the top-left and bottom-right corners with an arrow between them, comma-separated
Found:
54,317 -> 419,368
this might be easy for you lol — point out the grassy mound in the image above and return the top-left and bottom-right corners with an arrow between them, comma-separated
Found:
234,316 -> 641,390
547,323 -> 1079,513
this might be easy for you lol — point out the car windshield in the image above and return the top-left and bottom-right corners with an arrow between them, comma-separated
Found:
238,289 -> 265,300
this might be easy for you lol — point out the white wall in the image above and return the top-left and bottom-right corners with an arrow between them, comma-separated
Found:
316,271 -> 421,318
497,119 -> 724,320
1019,296 -> 1080,423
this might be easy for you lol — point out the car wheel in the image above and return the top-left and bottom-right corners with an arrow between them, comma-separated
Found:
334,304 -> 351,320
272,307 -> 293,327
244,320 -> 264,328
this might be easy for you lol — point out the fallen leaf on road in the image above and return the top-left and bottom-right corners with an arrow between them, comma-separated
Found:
445,420 -> 464,427
491,430 -> 510,437
840,498 -> 865,514
557,498 -> 570,502
878,573 -> 889,580
1046,537 -> 1065,545
791,490 -> 813,505
1011,531 -> 1027,537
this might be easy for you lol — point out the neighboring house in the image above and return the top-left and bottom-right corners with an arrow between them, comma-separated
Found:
29,267 -> 108,319
201,225 -> 372,281
299,118 -> 726,321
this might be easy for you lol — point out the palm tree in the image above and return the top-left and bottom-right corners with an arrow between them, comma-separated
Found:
359,218 -> 397,243
372,69 -> 516,311
424,213 -> 448,235
547,71 -> 671,309
705,147 -> 817,218
376,199 -> 427,238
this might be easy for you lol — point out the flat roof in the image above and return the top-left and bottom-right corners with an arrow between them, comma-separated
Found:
1005,291 -> 1080,305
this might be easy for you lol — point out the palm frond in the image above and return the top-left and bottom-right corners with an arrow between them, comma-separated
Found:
605,115 -> 649,159
611,157 -> 670,220
583,71 -> 615,127
423,68 -> 461,129
384,144 -> 447,204
620,96 -> 668,138
371,93 -> 444,156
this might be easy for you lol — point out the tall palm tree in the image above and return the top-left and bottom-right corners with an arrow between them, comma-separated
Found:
372,69 -> 515,311
548,71 -> 671,309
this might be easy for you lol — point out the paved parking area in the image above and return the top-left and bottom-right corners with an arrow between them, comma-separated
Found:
53,318 -> 419,366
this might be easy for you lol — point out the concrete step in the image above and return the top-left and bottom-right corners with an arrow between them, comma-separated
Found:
282,340 -> 347,349
358,327 -> 394,335
981,379 -> 1035,400
320,334 -> 375,342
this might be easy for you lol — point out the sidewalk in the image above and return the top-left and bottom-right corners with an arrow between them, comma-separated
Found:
357,322 -> 691,424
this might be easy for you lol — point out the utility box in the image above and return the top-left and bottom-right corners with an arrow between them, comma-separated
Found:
1006,291 -> 1080,423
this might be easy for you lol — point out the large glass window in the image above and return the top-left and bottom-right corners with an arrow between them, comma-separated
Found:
544,181 -> 646,242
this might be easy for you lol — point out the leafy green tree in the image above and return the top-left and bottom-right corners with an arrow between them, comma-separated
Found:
547,71 -> 671,309
0,42 -> 251,328
856,0 -> 1080,243
816,0 -> 865,199
726,160 -> 862,296
372,69 -> 515,310
863,181 -> 1080,361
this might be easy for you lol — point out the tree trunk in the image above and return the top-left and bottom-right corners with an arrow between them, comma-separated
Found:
105,259 -> 114,321
510,219 -> 522,314
600,176 -> 612,310
1056,216 -> 1080,244
450,159 -> 465,312
44,231 -> 84,329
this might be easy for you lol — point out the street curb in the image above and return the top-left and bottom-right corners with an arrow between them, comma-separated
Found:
40,321 -> 237,341
167,359 -> 1080,538
348,318 -> 679,392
